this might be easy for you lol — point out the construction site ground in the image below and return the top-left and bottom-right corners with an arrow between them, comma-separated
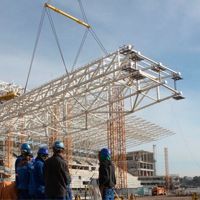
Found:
135,196 -> 192,200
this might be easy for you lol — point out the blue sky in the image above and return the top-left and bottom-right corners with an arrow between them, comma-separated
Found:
0,0 -> 200,177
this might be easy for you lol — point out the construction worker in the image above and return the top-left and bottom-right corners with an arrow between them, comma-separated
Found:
15,143 -> 32,173
15,146 -> 33,200
15,143 -> 32,191
44,140 -> 71,200
30,146 -> 49,199
98,148 -> 116,200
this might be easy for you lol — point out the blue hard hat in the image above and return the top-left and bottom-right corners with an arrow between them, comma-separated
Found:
53,141 -> 65,150
21,143 -> 31,153
38,147 -> 49,155
100,148 -> 111,161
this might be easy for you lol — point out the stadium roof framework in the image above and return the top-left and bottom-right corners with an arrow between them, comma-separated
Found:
0,45 -> 183,156
71,115 -> 175,152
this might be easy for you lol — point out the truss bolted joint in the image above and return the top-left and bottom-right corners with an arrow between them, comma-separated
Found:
173,91 -> 185,100
152,62 -> 166,72
42,124 -> 47,128
172,72 -> 183,81
119,44 -> 133,55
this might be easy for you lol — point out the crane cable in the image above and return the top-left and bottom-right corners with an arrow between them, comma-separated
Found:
24,5 -> 88,111
77,0 -> 108,55
24,2 -> 89,91
24,0 -> 108,92
24,7 -> 46,93
46,8 -> 68,74
45,8 -> 88,111
71,28 -> 89,71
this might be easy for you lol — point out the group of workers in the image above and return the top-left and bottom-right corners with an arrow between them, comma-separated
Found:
15,140 -> 116,200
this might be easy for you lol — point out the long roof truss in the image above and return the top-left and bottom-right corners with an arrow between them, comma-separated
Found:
0,45 -> 183,151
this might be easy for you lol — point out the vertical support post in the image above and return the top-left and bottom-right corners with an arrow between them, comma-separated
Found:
49,105 -> 59,151
5,132 -> 13,170
153,144 -> 156,176
107,85 -> 127,189
164,147 -> 169,190
64,100 -> 73,169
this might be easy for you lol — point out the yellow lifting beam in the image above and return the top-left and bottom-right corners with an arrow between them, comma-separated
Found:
44,3 -> 90,29
0,91 -> 20,101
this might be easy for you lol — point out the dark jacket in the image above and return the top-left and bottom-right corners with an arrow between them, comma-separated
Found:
15,155 -> 23,187
33,157 -> 45,195
28,160 -> 36,196
44,154 -> 71,198
16,158 -> 32,190
99,160 -> 116,188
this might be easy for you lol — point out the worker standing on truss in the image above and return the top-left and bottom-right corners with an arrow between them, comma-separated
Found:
44,141 -> 71,200
98,148 -> 116,200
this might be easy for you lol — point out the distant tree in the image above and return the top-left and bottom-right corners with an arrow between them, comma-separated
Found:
193,176 -> 200,186
180,176 -> 200,187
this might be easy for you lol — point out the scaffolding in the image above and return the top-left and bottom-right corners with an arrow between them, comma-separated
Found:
108,86 -> 127,188
65,100 -> 73,168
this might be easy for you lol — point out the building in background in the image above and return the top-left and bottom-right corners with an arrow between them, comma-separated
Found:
126,150 -> 180,189
127,150 -> 155,177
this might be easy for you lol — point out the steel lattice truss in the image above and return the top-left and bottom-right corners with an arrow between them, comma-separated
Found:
0,45 -> 183,153
71,115 -> 175,152
0,81 -> 24,95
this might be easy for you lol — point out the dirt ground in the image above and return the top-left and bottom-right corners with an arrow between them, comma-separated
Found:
135,196 -> 192,200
